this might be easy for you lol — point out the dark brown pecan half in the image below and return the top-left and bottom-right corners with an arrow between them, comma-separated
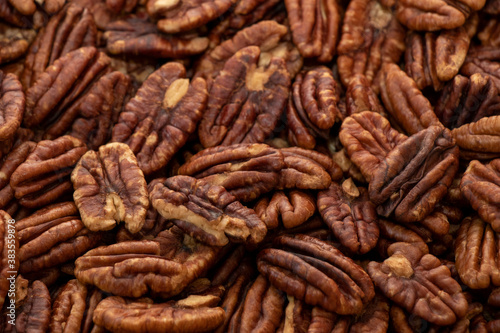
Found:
452,116 -> 500,159
17,202 -> 100,274
148,0 -> 236,34
404,23 -> 472,91
345,74 -> 386,117
104,16 -> 209,58
226,274 -> 285,333
75,227 -> 220,298
71,142 -> 149,233
369,125 -> 459,223
461,58 -> 500,90
337,0 -> 406,89
339,111 -> 408,182
435,74 -> 500,130
379,62 -> 442,135
49,279 -> 87,333
111,62 -> 207,175
318,179 -> 379,254
0,210 -> 17,309
4,280 -> 51,333
255,190 -> 316,230
396,0 -> 485,31
455,216 -> 500,289
178,143 -> 285,202
285,0 -> 341,62
24,47 -> 112,135
257,234 -> 375,314
368,242 -> 468,326
0,22 -> 35,65
195,20 -> 302,85
278,147 -> 341,190
198,46 -> 290,148
105,0 -> 137,13
0,127 -> 33,161
460,159 -> 500,231
94,294 -> 225,333
21,3 -> 97,89
478,17 -> 500,47
286,66 -> 343,149
0,71 -> 23,142
149,175 -> 267,247
10,135 -> 87,209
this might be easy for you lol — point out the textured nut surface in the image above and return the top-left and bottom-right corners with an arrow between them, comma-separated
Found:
369,125 -> 459,223
149,175 -> 267,247
368,242 -> 468,326
452,116 -> 500,159
10,135 -> 88,209
318,180 -> 379,254
0,22 -> 35,65
178,143 -> 285,202
198,46 -> 290,148
345,74 -> 386,117
0,210 -> 17,309
455,216 -> 500,289
112,62 -> 207,175
460,58 -> 500,90
257,234 -> 375,314
71,142 -> 148,233
0,71 -> 24,142
285,0 -> 341,62
49,279 -> 87,333
460,159 -> 500,231
75,228 -> 220,298
93,294 -> 225,333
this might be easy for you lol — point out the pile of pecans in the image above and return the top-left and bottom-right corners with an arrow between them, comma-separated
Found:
0,0 -> 499,331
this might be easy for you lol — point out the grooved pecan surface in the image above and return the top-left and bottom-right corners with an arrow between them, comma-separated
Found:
0,22 -> 35,65
112,62 -> 207,175
0,71 -> 24,142
257,234 -> 375,314
10,135 -> 88,209
0,210 -> 17,309
71,142 -> 148,233
198,46 -> 290,148
49,279 -> 87,333
149,175 -> 267,247
345,74 -> 386,117
452,116 -> 500,159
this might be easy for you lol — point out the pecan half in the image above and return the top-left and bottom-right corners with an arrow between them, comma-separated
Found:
149,175 -> 267,247
10,135 -> 88,209
21,4 -> 97,89
452,116 -> 500,159
368,242 -> 468,326
337,0 -> 406,89
17,202 -> 100,274
177,143 -> 285,202
71,142 -> 149,233
455,216 -> 500,289
49,279 -> 87,333
435,74 -> 500,130
0,71 -> 24,142
75,228 -> 220,298
255,190 -> 316,230
149,0 -> 236,34
111,62 -> 207,175
460,159 -> 500,231
0,210 -> 17,309
257,234 -> 375,314
286,66 -> 343,149
285,0 -> 341,62
345,74 -> 386,117
369,125 -> 459,223
93,295 -> 225,333
339,111 -> 408,182
318,179 -> 379,255
104,16 -> 209,58
378,62 -> 442,135
8,0 -> 65,15
198,46 -> 290,148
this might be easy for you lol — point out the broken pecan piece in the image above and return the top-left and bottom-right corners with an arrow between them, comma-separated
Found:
10,135 -> 87,209
257,234 -> 375,314
285,0 -> 341,62
318,179 -> 379,255
111,62 -> 207,175
460,159 -> 500,231
71,142 -> 149,233
255,190 -> 315,230
455,216 -> 500,289
369,125 -> 459,223
368,242 -> 468,326
451,116 -> 500,159
149,175 -> 267,247
93,294 -> 225,333
198,46 -> 290,148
